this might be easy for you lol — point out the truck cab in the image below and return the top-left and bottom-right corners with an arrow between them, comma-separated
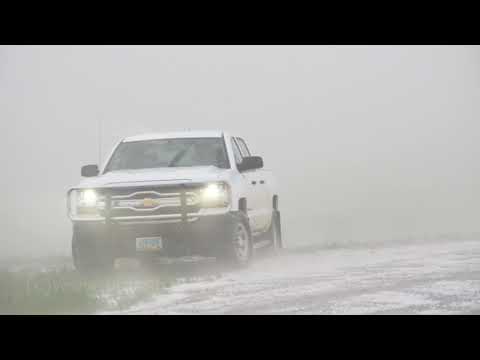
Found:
67,130 -> 282,272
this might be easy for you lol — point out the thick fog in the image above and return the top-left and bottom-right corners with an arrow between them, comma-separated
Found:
1,45 -> 480,259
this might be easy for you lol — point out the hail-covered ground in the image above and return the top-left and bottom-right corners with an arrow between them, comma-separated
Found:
2,239 -> 480,314
102,239 -> 480,315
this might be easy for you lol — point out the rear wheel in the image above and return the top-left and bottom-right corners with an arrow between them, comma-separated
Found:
268,210 -> 283,250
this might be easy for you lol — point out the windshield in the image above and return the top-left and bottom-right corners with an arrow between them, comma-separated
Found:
104,137 -> 229,172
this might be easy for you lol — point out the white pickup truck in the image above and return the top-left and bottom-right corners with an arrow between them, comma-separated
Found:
67,130 -> 282,272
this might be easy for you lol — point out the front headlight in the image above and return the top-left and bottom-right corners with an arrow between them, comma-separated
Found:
78,189 -> 98,207
67,189 -> 105,220
200,182 -> 230,208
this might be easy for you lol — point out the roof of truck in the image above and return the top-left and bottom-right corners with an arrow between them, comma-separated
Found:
122,130 -> 226,142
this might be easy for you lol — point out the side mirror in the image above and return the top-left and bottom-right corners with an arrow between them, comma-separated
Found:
238,156 -> 263,172
81,164 -> 99,177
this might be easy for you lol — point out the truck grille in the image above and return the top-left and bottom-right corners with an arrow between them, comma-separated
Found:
105,184 -> 203,221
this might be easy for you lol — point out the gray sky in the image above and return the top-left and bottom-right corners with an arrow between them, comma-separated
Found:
1,45 -> 480,258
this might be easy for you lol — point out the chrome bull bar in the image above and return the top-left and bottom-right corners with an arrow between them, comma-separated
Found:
104,186 -> 199,224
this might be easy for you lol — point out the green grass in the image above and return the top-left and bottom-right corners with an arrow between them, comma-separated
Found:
0,254 -> 229,315
0,263 -> 178,315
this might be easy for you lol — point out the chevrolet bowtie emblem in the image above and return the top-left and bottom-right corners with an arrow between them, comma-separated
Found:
142,198 -> 157,208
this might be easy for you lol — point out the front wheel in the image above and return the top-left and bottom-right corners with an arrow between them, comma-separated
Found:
72,232 -> 114,274
219,213 -> 253,267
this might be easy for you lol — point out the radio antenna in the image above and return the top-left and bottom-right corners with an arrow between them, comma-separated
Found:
98,117 -> 102,166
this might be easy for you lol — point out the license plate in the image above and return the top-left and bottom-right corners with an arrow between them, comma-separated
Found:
136,237 -> 163,252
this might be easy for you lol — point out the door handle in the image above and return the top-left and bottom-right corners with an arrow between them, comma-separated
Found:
260,180 -> 265,184
251,181 -> 257,185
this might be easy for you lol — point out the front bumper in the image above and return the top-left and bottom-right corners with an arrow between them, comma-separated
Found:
73,212 -> 239,258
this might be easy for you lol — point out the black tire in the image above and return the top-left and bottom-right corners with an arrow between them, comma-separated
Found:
268,210 -> 283,250
72,231 -> 114,274
219,212 -> 253,267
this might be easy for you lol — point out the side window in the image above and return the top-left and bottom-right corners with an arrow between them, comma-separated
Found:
231,139 -> 243,165
235,137 -> 251,157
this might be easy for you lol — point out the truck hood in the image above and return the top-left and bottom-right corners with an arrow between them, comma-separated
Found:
74,166 -> 230,189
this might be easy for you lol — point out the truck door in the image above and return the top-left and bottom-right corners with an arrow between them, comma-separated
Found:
255,168 -> 274,231
231,138 -> 260,232
234,137 -> 269,233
